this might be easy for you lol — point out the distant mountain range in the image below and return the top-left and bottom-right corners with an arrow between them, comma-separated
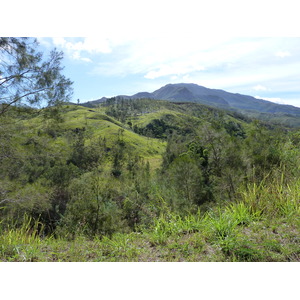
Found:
80,83 -> 300,116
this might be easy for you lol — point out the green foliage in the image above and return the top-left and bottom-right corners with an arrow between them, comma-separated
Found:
58,173 -> 126,238
0,37 -> 73,116
145,211 -> 203,246
225,202 -> 260,226
207,208 -> 239,240
165,154 -> 205,207
0,214 -> 46,261
220,236 -> 263,261
1,95 -> 300,261
0,180 -> 52,225
224,120 -> 246,138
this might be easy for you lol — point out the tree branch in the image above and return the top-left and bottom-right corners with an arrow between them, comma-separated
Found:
0,69 -> 33,87
0,87 -> 49,116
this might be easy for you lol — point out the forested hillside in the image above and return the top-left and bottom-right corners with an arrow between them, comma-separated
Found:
1,97 -> 300,261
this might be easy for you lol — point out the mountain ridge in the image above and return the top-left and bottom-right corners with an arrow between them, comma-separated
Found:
80,83 -> 300,116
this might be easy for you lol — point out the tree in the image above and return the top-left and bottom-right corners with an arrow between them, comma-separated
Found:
167,155 -> 203,207
0,37 -> 73,116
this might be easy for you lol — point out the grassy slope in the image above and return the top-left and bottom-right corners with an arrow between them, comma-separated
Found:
23,101 -> 248,168
19,105 -> 166,169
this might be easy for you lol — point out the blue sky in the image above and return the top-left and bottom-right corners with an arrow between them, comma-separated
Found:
38,37 -> 300,107
5,0 -> 300,107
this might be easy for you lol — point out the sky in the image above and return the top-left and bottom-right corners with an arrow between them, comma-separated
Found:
38,36 -> 300,107
3,0 -> 300,109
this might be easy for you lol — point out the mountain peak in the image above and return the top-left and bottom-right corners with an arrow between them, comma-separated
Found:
82,83 -> 300,116
146,83 -> 300,115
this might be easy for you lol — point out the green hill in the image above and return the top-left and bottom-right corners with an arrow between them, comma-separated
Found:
1,98 -> 300,261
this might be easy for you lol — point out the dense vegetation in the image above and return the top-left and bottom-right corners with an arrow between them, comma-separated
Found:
1,97 -> 300,261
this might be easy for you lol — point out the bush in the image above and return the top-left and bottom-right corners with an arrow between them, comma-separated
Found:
58,173 -> 126,238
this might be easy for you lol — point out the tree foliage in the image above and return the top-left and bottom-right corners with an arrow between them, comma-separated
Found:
0,37 -> 73,115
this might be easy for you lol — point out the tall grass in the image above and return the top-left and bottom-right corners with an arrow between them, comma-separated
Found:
239,171 -> 300,219
146,211 -> 204,245
275,176 -> 300,218
0,215 -> 47,261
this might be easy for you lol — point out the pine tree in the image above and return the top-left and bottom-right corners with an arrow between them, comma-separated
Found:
0,37 -> 73,116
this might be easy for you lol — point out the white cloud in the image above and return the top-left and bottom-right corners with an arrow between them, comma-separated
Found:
52,37 -> 65,47
80,57 -> 92,63
144,63 -> 205,80
38,37 -> 52,48
253,84 -> 268,91
54,37 -> 297,83
275,51 -> 291,58
92,37 -> 263,80
70,51 -> 92,63
52,37 -> 112,53
255,96 -> 287,105
51,37 -> 112,62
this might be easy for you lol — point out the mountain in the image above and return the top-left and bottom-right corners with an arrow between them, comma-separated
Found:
131,83 -> 300,116
80,97 -> 108,108
81,83 -> 300,117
